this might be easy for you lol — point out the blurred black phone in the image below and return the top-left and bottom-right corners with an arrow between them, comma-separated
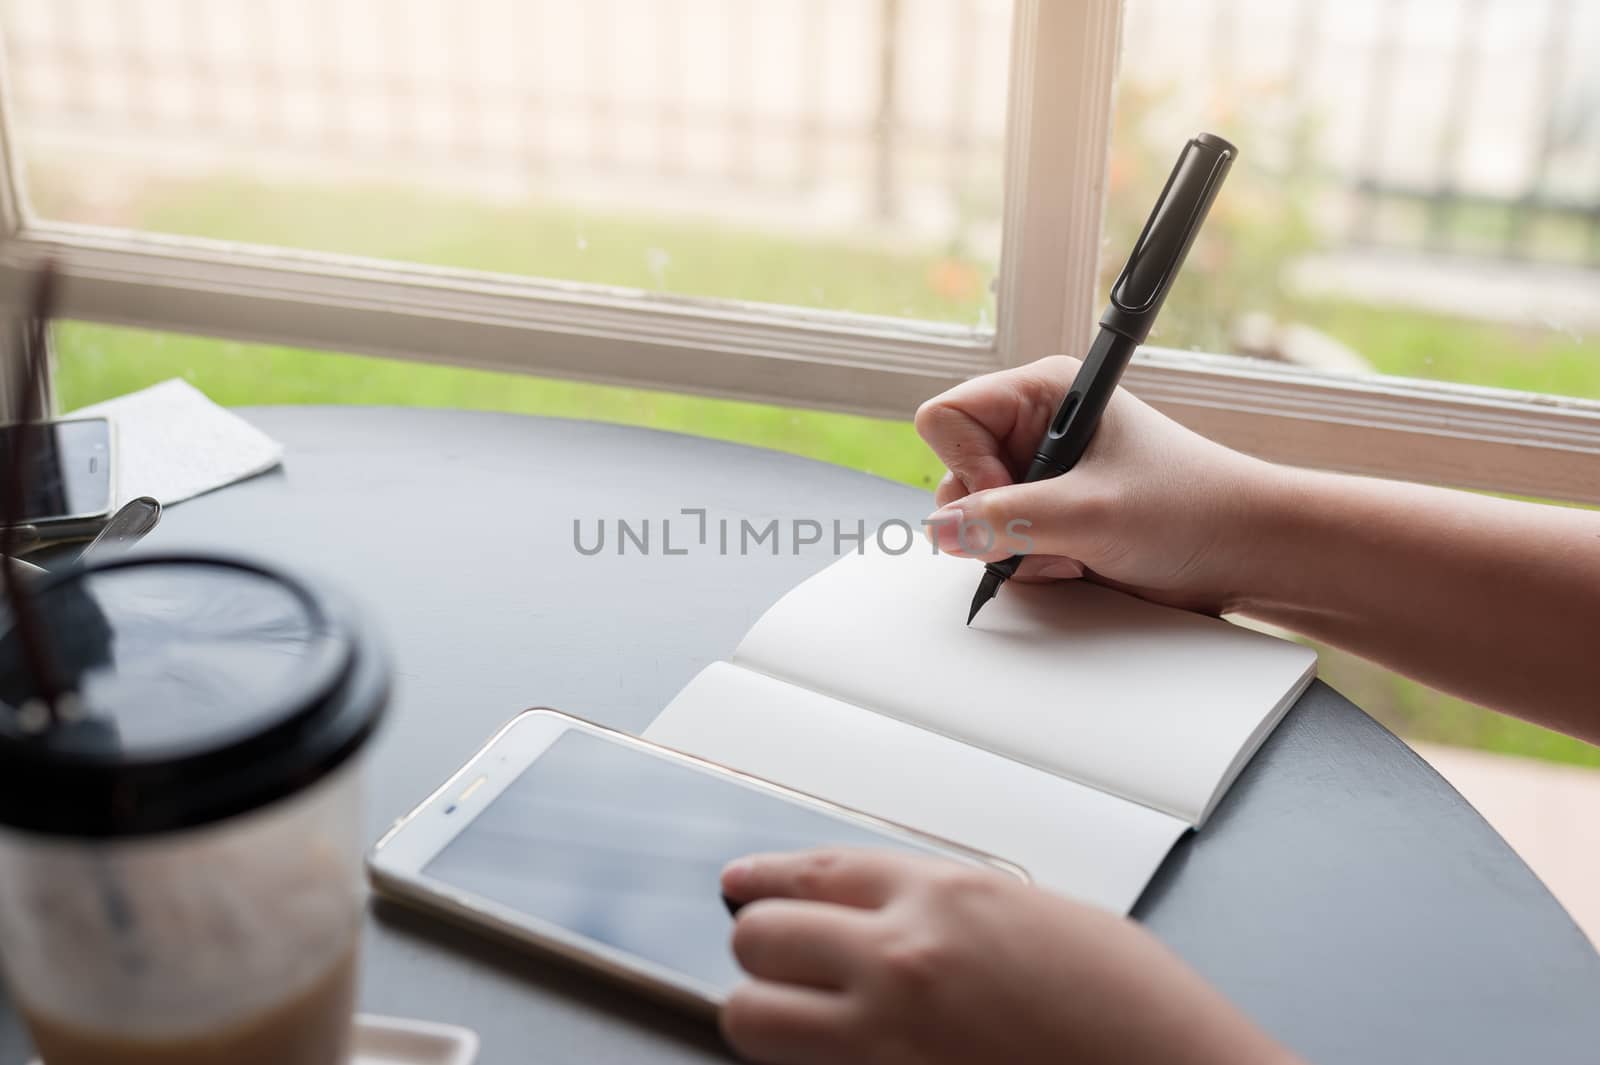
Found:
0,418 -> 114,537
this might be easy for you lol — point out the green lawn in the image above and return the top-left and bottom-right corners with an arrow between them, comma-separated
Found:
43,168 -> 1600,770
39,175 -> 994,329
1294,299 -> 1600,399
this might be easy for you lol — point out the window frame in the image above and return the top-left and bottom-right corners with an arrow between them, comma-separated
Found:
2,1 -> 1599,505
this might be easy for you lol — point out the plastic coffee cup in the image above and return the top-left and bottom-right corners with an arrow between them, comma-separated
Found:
0,553 -> 389,1065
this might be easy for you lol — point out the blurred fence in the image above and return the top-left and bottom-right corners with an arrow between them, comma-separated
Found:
0,0 -> 1012,240
3,0 -> 1598,265
1344,0 -> 1598,263
1132,0 -> 1600,266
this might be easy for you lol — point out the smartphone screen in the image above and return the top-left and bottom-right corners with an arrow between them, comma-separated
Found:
420,728 -> 976,996
0,419 -> 112,522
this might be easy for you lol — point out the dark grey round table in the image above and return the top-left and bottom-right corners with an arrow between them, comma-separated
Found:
4,406 -> 1598,1065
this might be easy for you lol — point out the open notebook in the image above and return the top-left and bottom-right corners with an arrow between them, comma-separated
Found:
644,547 -> 1317,913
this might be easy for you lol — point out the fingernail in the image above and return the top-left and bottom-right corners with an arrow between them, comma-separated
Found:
923,505 -> 965,553
722,858 -> 752,886
1036,560 -> 1083,580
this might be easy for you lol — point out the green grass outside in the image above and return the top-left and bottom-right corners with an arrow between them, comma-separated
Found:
43,169 -> 1600,769
1292,299 -> 1600,399
42,176 -> 995,328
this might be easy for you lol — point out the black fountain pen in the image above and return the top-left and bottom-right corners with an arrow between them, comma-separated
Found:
966,132 -> 1236,624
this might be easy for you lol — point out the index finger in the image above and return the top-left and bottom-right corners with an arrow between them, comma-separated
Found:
914,386 -> 1017,498
722,847 -> 927,910
914,357 -> 1081,496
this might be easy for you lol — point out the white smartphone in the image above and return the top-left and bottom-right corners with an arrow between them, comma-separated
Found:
368,709 -> 1024,1017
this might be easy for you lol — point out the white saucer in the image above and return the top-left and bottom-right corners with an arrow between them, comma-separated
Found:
350,1014 -> 480,1064
25,1012 -> 479,1065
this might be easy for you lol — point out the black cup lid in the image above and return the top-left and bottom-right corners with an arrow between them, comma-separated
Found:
0,552 -> 388,838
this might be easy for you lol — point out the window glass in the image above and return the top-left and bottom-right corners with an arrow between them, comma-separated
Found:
1109,0 -> 1600,399
4,0 -> 1013,330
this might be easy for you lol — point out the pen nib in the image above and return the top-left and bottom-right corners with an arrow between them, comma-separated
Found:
967,570 -> 1002,625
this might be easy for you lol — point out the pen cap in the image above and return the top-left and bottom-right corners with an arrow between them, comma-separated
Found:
1101,132 -> 1236,344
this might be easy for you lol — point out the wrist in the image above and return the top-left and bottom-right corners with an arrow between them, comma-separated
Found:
1217,457 -> 1323,620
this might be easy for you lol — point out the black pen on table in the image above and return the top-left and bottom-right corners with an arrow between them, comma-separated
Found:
965,132 -> 1237,625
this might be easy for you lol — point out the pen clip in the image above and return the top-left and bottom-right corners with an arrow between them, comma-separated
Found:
1106,134 -> 1236,330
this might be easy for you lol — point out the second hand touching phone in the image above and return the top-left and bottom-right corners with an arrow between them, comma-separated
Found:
369,709 -> 1025,1017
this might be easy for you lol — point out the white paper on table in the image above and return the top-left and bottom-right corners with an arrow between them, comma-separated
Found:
72,379 -> 284,507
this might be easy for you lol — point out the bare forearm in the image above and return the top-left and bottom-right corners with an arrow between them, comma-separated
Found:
1234,466 -> 1600,743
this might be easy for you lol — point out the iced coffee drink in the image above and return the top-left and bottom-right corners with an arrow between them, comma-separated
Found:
0,556 -> 389,1065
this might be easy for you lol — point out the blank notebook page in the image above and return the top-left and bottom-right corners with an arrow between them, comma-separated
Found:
733,547 -> 1317,825
646,663 -> 1190,912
